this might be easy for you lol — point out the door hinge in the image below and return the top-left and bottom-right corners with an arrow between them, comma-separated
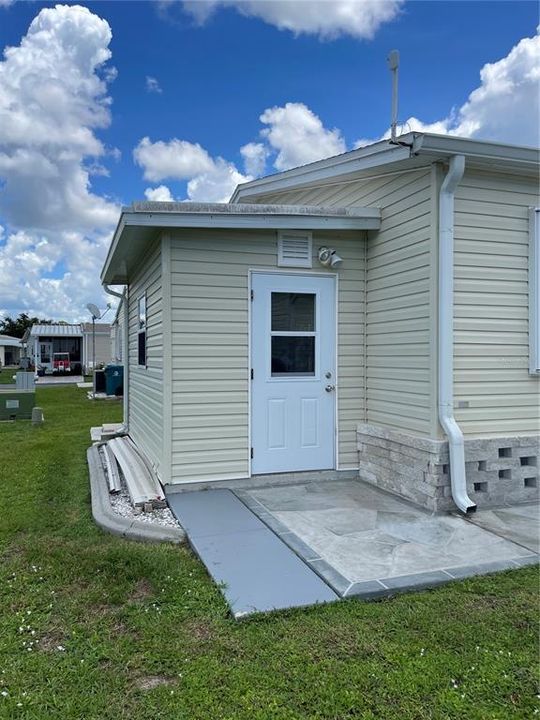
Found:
250,289 -> 254,301
250,368 -> 254,380
250,447 -> 254,459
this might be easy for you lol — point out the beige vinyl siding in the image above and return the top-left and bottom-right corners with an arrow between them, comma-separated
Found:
169,228 -> 365,483
453,169 -> 540,436
127,239 -> 164,476
250,168 -> 434,437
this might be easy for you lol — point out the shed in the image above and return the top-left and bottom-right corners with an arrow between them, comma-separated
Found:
101,132 -> 539,513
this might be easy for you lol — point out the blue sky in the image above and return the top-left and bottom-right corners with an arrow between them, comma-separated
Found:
0,1 -> 538,320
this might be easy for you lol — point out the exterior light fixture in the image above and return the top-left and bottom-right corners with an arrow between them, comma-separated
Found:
318,246 -> 343,269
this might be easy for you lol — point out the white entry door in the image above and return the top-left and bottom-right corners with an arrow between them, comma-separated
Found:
251,272 -> 336,474
39,342 -> 53,372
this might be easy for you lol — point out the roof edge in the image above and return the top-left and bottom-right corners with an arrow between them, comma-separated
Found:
231,132 -> 539,202
100,203 -> 380,284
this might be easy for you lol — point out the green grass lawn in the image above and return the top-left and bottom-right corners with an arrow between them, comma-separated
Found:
0,386 -> 538,719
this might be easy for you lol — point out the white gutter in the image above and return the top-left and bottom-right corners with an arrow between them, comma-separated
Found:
438,155 -> 476,514
103,284 -> 129,433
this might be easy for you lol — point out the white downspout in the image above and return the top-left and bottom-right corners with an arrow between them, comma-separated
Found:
103,284 -> 129,433
438,155 -> 476,514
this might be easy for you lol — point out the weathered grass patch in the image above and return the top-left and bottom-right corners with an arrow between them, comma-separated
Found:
0,386 -> 538,719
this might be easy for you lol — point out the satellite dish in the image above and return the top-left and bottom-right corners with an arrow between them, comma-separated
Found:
87,303 -> 101,319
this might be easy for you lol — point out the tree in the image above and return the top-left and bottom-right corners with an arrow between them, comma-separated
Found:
0,313 -> 52,339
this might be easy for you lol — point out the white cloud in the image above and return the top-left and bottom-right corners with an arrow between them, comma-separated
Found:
144,184 -> 174,201
134,137 -> 251,203
134,137 -> 215,182
145,75 -> 162,93
0,3 -> 118,231
260,102 -> 346,171
133,103 -> 348,203
186,158 -> 250,203
0,4 -> 119,321
452,30 -> 540,145
182,0 -> 403,40
356,30 -> 540,148
0,228 -> 114,321
240,142 -> 269,176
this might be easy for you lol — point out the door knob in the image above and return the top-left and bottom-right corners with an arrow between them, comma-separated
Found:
325,384 -> 335,392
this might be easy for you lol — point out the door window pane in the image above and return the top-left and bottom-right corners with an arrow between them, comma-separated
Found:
271,293 -> 315,332
271,336 -> 315,375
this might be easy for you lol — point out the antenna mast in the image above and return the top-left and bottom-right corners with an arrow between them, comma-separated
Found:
387,50 -> 400,142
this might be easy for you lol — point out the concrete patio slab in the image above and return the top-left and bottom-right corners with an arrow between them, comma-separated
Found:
166,489 -> 338,617
36,375 -> 84,385
238,480 -> 538,599
466,504 -> 539,554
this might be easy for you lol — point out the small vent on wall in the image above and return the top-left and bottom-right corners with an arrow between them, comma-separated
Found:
277,231 -> 312,268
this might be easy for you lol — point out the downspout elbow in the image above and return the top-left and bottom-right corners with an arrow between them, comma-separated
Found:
102,283 -> 124,299
438,155 -> 476,514
439,409 -> 476,514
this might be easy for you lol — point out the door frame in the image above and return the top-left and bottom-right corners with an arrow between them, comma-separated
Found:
248,268 -> 339,477
38,340 -> 54,372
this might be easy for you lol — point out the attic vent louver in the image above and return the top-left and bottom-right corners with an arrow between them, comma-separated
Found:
277,231 -> 313,268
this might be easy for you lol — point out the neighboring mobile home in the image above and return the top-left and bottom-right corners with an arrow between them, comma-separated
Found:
0,334 -> 22,367
23,322 -> 112,374
101,133 -> 539,513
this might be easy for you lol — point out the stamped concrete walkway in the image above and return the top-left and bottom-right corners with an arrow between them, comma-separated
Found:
166,489 -> 338,617
237,480 -> 539,599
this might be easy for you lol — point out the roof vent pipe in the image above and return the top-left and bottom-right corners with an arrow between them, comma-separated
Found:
438,155 -> 476,514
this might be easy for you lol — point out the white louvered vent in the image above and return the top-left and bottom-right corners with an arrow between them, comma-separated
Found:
277,231 -> 312,268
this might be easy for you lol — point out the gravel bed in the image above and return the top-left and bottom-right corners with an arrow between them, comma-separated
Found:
99,449 -> 180,529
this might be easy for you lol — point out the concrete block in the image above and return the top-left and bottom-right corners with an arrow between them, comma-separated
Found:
31,407 -> 44,425
359,426 -> 539,512
516,465 -> 538,479
359,434 -> 448,465
485,459 -> 521,472
423,472 -> 450,488
357,423 -> 446,455
516,448 -> 539,462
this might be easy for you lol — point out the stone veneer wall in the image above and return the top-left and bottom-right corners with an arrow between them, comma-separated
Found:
357,423 -> 539,513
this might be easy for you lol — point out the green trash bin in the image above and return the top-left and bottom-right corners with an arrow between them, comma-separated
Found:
104,365 -> 124,396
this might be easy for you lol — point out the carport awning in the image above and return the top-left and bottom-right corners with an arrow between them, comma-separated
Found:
101,201 -> 380,285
